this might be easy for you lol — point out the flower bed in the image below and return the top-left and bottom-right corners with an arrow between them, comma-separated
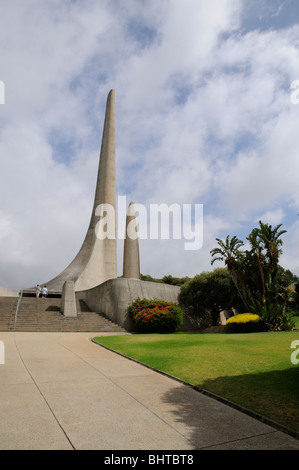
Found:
128,298 -> 183,333
226,313 -> 268,333
227,313 -> 261,324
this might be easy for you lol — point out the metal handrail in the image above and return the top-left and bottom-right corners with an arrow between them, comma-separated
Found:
14,290 -> 23,330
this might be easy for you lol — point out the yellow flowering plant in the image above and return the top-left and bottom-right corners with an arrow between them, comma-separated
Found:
225,313 -> 267,333
226,313 -> 261,324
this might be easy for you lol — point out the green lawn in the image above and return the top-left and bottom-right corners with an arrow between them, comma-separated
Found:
292,315 -> 299,330
93,331 -> 299,433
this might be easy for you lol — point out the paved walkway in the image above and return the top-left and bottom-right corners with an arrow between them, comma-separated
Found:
0,332 -> 298,451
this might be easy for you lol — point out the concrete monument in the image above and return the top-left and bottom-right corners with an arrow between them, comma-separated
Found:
123,202 -> 140,280
44,89 -> 117,292
0,89 -> 189,330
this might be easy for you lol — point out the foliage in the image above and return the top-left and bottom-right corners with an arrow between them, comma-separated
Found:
128,298 -> 183,333
179,267 -> 242,325
210,235 -> 251,307
226,313 -> 261,324
140,274 -> 163,283
210,221 -> 294,330
291,313 -> 299,330
294,275 -> 299,310
226,313 -> 267,333
140,273 -> 190,286
161,274 -> 191,286
250,300 -> 295,331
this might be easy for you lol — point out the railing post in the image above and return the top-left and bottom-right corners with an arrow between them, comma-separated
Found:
14,290 -> 23,330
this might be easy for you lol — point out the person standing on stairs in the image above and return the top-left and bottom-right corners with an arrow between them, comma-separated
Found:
42,286 -> 48,298
36,284 -> 41,298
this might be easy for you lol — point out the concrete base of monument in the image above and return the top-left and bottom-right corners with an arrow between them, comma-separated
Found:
76,277 -> 207,332
0,286 -> 19,297
0,278 -> 211,332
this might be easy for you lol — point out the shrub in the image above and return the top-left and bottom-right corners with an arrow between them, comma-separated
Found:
225,313 -> 268,333
226,313 -> 261,324
128,298 -> 183,333
178,268 -> 242,326
250,301 -> 295,331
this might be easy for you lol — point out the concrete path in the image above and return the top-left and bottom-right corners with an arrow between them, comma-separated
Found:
0,332 -> 298,451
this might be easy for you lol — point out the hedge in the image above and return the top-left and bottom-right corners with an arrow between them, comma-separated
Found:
226,313 -> 268,333
128,298 -> 183,333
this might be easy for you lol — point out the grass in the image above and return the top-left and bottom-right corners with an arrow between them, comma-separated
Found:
292,314 -> 299,330
93,331 -> 299,433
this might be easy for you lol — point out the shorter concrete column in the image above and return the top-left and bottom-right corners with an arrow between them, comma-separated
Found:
123,202 -> 140,279
61,280 -> 77,317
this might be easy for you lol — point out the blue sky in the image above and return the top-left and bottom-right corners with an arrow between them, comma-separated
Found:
0,0 -> 299,289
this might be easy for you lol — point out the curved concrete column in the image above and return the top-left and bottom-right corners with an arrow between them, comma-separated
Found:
44,90 -> 117,292
61,280 -> 77,317
123,201 -> 140,279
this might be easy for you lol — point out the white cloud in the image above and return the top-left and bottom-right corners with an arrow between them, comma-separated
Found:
0,0 -> 299,289
255,208 -> 285,226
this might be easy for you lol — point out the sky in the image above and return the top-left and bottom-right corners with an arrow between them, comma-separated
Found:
0,0 -> 299,289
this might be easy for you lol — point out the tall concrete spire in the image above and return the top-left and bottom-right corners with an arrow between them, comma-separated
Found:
123,201 -> 140,279
44,89 -> 117,291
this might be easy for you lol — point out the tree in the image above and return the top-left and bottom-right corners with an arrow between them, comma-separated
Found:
247,221 -> 287,306
179,268 -> 241,325
210,235 -> 252,309
162,275 -> 191,286
210,221 -> 294,329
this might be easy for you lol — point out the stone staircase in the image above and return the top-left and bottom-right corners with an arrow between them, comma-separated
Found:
0,294 -> 126,333
0,296 -> 18,331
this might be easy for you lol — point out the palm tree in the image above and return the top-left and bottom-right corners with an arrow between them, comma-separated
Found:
247,221 -> 287,305
210,235 -> 244,266
210,223 -> 291,327
210,235 -> 252,308
247,228 -> 266,304
254,221 -> 286,273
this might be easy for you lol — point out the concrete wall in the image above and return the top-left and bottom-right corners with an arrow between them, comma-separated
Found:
77,278 -> 209,331
77,278 -> 181,331
61,280 -> 77,317
0,286 -> 19,297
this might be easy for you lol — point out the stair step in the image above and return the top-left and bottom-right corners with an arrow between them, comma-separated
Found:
0,295 -> 126,332
0,297 -> 19,330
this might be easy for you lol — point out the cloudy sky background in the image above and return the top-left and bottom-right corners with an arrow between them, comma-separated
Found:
0,0 -> 299,289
